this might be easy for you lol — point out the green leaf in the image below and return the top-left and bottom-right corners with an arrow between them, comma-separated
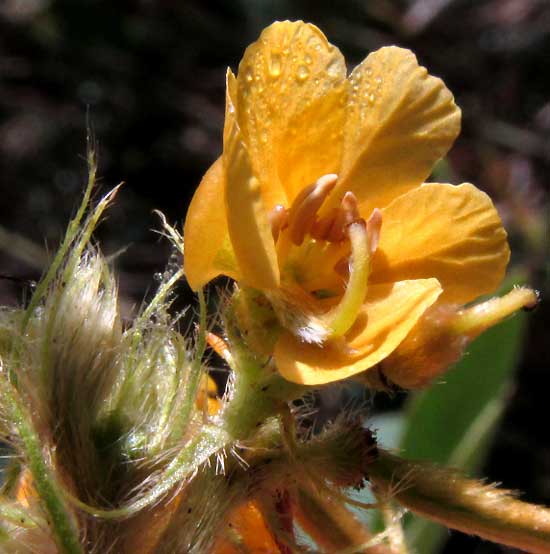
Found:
400,313 -> 527,553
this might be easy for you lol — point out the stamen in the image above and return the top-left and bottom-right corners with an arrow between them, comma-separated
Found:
311,208 -> 337,240
366,208 -> 382,255
451,287 -> 540,337
326,192 -> 362,242
287,174 -> 338,245
269,204 -> 289,242
332,208 -> 383,277
323,220 -> 371,338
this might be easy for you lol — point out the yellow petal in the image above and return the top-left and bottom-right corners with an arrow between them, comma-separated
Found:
183,158 -> 240,290
327,46 -> 461,214
370,183 -> 510,304
275,279 -> 442,384
213,501 -> 281,554
224,105 -> 280,290
235,21 -> 348,203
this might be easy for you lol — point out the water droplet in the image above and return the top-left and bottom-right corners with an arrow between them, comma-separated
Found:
245,67 -> 254,82
153,272 -> 163,283
365,67 -> 373,76
369,93 -> 376,104
326,59 -> 341,78
296,65 -> 309,82
269,53 -> 282,78
307,35 -> 320,48
375,76 -> 383,84
260,129 -> 268,144
304,53 -> 312,65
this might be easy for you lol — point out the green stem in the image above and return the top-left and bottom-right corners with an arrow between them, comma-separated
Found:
0,500 -> 40,529
0,378 -> 82,554
368,449 -> 550,554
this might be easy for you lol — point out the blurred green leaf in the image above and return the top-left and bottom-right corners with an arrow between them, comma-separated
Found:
401,313 -> 527,553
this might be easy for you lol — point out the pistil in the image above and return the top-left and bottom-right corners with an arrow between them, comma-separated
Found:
450,287 -> 539,337
323,219 -> 370,338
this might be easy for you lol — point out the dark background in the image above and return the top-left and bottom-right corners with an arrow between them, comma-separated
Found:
1,1 -> 549,552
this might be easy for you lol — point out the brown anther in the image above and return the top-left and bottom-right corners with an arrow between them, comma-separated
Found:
287,173 -> 338,245
366,208 -> 382,255
268,204 -> 289,242
326,191 -> 362,242
310,208 -> 337,241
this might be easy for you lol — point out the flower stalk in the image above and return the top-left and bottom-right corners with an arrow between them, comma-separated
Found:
368,449 -> 550,554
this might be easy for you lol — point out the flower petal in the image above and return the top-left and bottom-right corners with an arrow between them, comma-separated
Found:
224,102 -> 280,290
212,501 -> 281,554
328,47 -> 460,214
274,279 -> 442,384
370,183 -> 510,304
183,158 -> 240,290
235,21 -> 348,203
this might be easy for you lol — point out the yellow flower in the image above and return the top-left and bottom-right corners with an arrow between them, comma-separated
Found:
184,21 -> 511,385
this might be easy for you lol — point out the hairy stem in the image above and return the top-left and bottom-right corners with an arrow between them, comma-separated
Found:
295,483 -> 392,554
368,449 -> 550,554
0,377 -> 83,554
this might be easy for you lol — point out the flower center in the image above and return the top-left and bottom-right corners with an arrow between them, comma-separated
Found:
268,175 -> 382,341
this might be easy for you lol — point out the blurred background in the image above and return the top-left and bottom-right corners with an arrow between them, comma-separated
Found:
0,1 -> 548,552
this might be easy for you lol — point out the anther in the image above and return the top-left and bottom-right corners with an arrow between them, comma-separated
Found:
326,191 -> 362,242
333,207 -> 383,277
366,208 -> 382,255
268,204 -> 289,242
287,174 -> 338,245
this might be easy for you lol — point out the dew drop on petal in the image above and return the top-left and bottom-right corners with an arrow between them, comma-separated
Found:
245,67 -> 254,82
269,53 -> 282,78
304,53 -> 312,65
306,35 -> 320,49
296,65 -> 309,82
326,58 -> 341,78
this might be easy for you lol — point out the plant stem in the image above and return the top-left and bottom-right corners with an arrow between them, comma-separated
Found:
368,449 -> 550,554
295,483 -> 392,554
0,377 -> 83,554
